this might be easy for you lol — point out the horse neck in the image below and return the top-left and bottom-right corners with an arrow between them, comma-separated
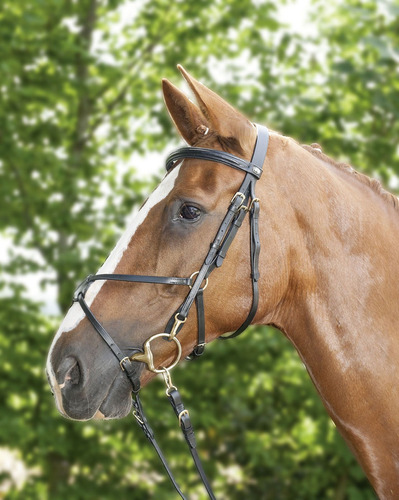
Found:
263,136 -> 399,340
259,137 -> 399,491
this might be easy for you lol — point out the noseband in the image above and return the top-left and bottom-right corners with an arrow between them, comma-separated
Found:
73,124 -> 269,499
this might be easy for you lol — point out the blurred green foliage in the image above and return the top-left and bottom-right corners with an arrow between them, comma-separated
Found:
1,0 -> 397,497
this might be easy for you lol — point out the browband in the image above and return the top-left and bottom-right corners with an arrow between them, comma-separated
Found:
166,124 -> 269,179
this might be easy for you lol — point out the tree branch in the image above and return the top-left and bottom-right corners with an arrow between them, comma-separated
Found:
71,0 -> 98,159
86,36 -> 164,139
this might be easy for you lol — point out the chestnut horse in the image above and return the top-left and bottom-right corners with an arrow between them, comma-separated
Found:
47,66 -> 399,498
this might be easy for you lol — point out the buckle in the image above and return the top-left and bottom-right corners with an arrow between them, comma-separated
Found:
178,409 -> 189,427
230,192 -> 246,208
194,343 -> 206,356
119,356 -> 131,371
132,410 -> 144,425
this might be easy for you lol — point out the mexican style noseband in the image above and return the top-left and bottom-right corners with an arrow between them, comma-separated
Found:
73,124 -> 269,499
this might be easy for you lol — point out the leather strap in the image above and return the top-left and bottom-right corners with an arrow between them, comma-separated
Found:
96,273 -> 192,286
215,198 -> 248,268
187,288 -> 206,359
219,199 -> 260,339
74,273 -> 192,298
175,190 -> 248,322
167,388 -> 216,500
166,147 -> 263,178
132,393 -> 187,499
132,389 -> 216,500
251,124 -> 269,168
217,125 -> 268,340
76,294 -> 141,392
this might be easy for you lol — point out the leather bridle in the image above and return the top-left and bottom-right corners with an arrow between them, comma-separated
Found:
73,124 -> 269,499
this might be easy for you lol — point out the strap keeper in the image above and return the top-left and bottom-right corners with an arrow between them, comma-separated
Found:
189,343 -> 206,358
73,274 -> 94,301
248,197 -> 260,212
169,313 -> 187,340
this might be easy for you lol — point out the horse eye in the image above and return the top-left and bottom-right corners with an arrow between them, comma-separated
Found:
179,204 -> 201,221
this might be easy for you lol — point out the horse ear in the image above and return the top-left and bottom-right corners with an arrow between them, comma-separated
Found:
177,65 -> 256,153
162,78 -> 210,145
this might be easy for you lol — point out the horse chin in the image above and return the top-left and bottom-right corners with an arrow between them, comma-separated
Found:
57,372 -> 135,421
97,389 -> 133,420
60,396 -> 132,421
91,371 -> 134,420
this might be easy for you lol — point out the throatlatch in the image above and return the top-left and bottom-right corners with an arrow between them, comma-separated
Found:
73,124 -> 269,499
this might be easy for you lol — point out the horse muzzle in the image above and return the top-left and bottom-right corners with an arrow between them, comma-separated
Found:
47,351 -> 139,421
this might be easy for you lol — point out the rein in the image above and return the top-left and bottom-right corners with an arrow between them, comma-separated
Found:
73,124 -> 269,498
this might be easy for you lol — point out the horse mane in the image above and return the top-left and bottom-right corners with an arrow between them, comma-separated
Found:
302,143 -> 399,212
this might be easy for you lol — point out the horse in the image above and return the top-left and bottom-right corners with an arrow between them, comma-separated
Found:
47,65 -> 399,499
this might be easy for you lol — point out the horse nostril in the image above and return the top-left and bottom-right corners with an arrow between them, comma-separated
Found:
65,360 -> 81,385
58,356 -> 82,387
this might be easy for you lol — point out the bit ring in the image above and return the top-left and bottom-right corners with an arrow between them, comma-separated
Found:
129,333 -> 182,374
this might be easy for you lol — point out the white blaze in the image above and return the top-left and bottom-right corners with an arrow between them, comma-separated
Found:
46,166 -> 181,394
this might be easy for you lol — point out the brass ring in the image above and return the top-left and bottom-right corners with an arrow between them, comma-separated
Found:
189,271 -> 209,291
147,333 -> 182,374
129,333 -> 182,374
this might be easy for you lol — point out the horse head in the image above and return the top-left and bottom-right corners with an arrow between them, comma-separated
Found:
46,67 -> 287,421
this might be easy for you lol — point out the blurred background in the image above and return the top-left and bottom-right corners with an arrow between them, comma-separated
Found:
1,0 -> 398,498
